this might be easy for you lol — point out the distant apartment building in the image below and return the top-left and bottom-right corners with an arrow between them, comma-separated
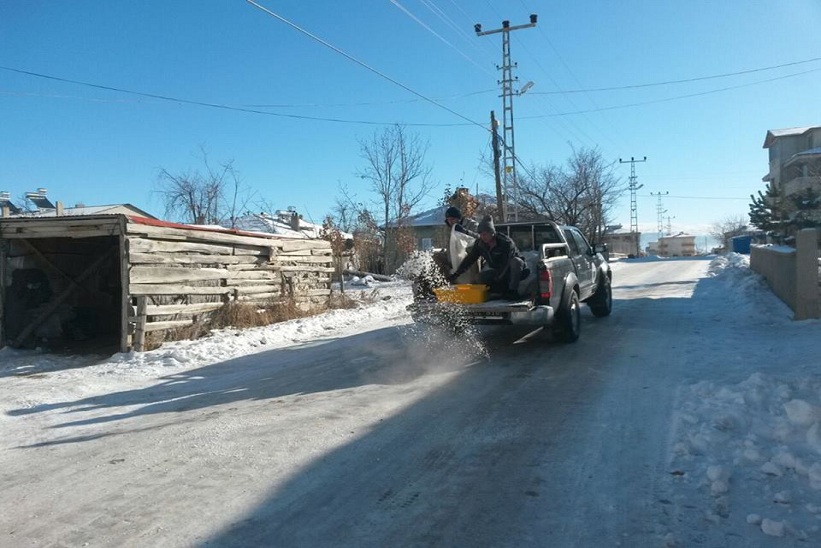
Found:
602,231 -> 641,257
657,233 -> 696,257
762,126 -> 821,228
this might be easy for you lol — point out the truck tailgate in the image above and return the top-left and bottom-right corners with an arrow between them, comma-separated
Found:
409,298 -> 554,325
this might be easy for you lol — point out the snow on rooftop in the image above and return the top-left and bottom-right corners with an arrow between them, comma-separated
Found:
384,205 -> 449,228
229,211 -> 352,240
769,127 -> 814,137
764,126 -> 818,148
3,204 -> 152,218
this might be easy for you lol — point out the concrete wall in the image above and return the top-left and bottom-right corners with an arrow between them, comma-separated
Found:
750,228 -> 820,320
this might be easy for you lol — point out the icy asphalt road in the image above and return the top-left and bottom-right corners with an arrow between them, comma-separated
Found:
0,257 -> 807,547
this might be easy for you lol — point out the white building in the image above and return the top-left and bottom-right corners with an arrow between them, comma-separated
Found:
762,126 -> 821,227
657,233 -> 697,257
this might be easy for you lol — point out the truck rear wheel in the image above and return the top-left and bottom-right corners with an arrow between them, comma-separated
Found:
553,289 -> 581,343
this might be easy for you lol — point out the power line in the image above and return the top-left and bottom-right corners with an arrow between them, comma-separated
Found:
518,67 -> 821,118
6,61 -> 818,131
245,0 -> 487,132
514,0 -> 623,149
246,0 -> 545,194
389,0 -> 492,75
0,66 -> 473,127
5,53 -> 819,125
529,55 -> 821,94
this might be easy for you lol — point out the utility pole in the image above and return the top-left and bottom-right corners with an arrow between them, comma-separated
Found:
666,215 -> 675,236
619,156 -> 646,256
476,14 -> 537,222
650,191 -> 669,240
490,111 -> 504,218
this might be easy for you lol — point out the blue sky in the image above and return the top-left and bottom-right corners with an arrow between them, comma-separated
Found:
1,1 -> 820,245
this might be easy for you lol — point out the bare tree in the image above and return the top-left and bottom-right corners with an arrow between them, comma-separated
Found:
709,214 -> 748,250
331,183 -> 368,234
567,148 -> 622,242
517,164 -> 562,221
357,124 -> 434,271
156,146 -> 253,226
330,183 -> 383,273
321,215 -> 349,292
516,147 -> 623,241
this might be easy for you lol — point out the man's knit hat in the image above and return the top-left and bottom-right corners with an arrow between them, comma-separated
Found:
445,206 -> 461,219
477,215 -> 495,235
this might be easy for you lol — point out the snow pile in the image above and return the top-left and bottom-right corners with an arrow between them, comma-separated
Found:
349,274 -> 376,287
706,252 -> 794,320
672,374 -> 821,539
666,254 -> 821,541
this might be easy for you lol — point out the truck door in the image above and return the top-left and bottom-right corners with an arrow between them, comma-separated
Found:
563,228 -> 596,298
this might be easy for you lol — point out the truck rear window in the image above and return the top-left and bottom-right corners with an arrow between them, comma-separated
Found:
505,225 -> 562,251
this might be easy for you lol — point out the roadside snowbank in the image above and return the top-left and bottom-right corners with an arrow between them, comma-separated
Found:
668,253 -> 821,542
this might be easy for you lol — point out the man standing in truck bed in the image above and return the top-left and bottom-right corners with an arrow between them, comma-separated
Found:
448,215 -> 527,300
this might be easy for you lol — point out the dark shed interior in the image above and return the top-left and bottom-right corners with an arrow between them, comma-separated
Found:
2,236 -> 121,353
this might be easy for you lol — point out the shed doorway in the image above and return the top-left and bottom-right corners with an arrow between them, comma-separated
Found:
2,236 -> 122,354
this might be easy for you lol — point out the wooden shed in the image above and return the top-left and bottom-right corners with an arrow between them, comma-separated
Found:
0,214 -> 333,353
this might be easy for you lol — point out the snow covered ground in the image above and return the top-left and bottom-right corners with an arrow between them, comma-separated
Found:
665,255 -> 821,541
1,254 -> 820,545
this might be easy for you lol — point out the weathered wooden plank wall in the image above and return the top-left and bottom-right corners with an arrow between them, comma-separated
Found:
124,219 -> 333,348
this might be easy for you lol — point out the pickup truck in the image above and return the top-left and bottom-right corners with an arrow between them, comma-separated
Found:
407,221 -> 612,342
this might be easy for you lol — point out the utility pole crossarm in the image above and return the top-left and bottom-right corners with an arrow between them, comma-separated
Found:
474,17 -> 537,36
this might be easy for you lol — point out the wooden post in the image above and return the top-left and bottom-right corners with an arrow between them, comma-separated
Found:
133,296 -> 147,352
491,110 -> 504,220
119,225 -> 130,353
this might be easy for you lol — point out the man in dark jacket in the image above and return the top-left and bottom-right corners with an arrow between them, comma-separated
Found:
448,215 -> 526,300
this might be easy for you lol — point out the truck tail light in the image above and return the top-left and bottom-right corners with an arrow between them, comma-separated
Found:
539,268 -> 552,300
